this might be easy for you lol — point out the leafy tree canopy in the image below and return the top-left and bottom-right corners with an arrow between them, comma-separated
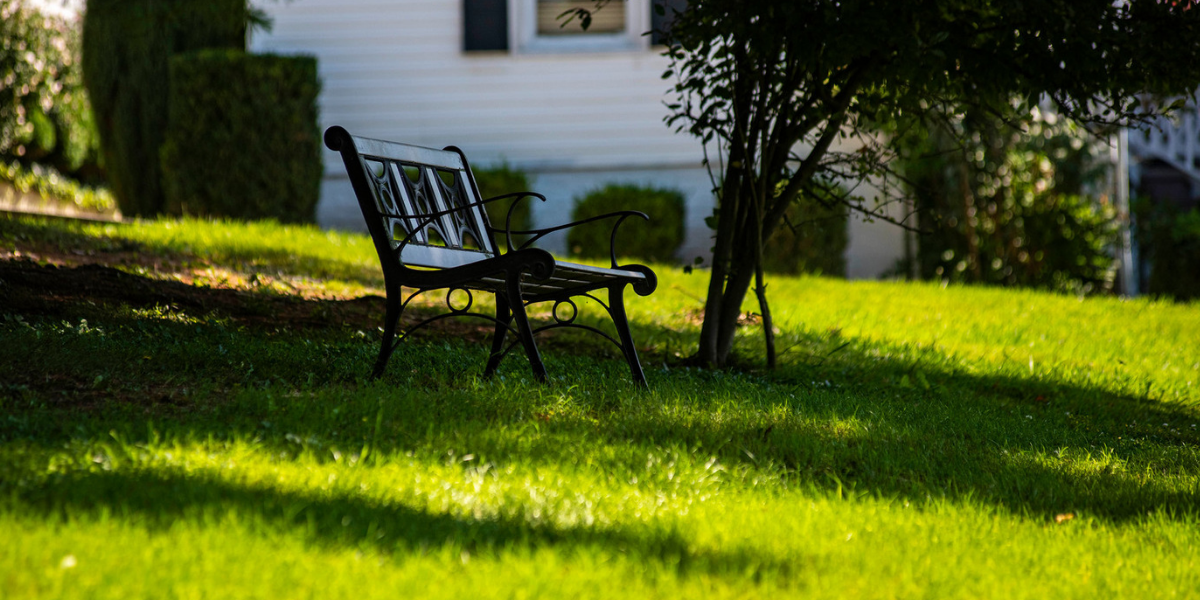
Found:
646,0 -> 1200,367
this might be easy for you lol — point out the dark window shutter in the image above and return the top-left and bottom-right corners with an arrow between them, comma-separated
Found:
651,0 -> 686,45
464,0 -> 509,52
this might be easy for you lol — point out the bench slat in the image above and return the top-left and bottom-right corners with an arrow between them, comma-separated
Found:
352,135 -> 465,171
395,244 -> 492,269
555,261 -> 648,281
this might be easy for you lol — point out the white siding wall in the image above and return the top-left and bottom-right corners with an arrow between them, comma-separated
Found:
250,0 -> 700,171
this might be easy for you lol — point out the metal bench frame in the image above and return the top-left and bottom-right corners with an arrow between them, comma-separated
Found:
324,126 -> 658,386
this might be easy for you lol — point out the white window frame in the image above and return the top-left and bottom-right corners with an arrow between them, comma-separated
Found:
511,0 -> 651,54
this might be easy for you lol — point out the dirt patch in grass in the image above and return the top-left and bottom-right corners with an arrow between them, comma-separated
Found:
0,257 -> 389,332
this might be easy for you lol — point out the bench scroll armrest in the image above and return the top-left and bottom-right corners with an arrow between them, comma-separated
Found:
506,210 -> 649,269
480,191 -> 547,253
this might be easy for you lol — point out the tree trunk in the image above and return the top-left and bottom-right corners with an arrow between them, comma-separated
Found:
959,160 -> 982,280
755,262 -> 776,369
695,158 -> 745,367
696,210 -> 764,367
714,243 -> 759,363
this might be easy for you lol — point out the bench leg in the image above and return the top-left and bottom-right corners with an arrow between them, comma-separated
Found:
610,285 -> 648,388
371,288 -> 402,379
483,294 -> 513,378
506,278 -> 548,383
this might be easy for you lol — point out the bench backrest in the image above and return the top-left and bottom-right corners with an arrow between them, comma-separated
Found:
325,127 -> 497,270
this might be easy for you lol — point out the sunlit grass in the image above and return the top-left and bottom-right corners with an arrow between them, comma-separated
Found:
2,214 -> 1199,598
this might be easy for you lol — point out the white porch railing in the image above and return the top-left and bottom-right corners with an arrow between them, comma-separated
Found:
1128,97 -> 1200,182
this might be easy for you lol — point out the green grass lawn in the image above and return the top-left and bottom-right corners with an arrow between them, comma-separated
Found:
2,214 -> 1198,598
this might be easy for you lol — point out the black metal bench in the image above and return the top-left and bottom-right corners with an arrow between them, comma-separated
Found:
324,126 -> 658,386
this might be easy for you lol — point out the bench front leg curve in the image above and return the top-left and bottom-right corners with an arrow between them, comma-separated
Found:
506,276 -> 548,383
483,293 -> 513,378
371,283 -> 403,379
609,283 -> 647,388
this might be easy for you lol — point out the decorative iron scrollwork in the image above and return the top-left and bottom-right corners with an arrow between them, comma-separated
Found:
551,299 -> 578,324
364,156 -> 491,255
446,287 -> 473,314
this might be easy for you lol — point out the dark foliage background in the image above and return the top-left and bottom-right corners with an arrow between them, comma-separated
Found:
1133,198 -> 1200,302
894,107 -> 1118,295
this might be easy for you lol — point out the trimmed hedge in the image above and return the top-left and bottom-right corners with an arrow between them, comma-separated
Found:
567,183 -> 685,264
82,0 -> 247,217
160,50 -> 321,223
472,162 -> 533,250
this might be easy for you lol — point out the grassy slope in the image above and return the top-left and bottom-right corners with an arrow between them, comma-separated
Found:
1,215 -> 1198,598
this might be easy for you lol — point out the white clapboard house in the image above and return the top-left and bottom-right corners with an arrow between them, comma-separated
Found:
248,0 -> 907,278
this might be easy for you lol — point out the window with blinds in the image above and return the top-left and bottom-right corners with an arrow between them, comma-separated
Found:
463,0 -> 684,53
536,0 -> 626,36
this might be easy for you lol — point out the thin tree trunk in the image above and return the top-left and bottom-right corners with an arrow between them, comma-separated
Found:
696,161 -> 744,367
755,261 -> 776,369
714,238 -> 760,364
960,160 -> 982,280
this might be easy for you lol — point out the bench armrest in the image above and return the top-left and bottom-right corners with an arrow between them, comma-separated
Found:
506,210 -> 650,269
479,191 -> 547,253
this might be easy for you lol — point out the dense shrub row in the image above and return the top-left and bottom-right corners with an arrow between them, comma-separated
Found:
82,0 -> 249,218
563,182 -> 849,272
82,0 -> 317,223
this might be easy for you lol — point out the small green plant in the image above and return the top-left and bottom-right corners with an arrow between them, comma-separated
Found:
567,183 -> 685,264
471,162 -> 533,250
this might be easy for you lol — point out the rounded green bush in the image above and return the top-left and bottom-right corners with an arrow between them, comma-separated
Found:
567,183 -> 685,264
